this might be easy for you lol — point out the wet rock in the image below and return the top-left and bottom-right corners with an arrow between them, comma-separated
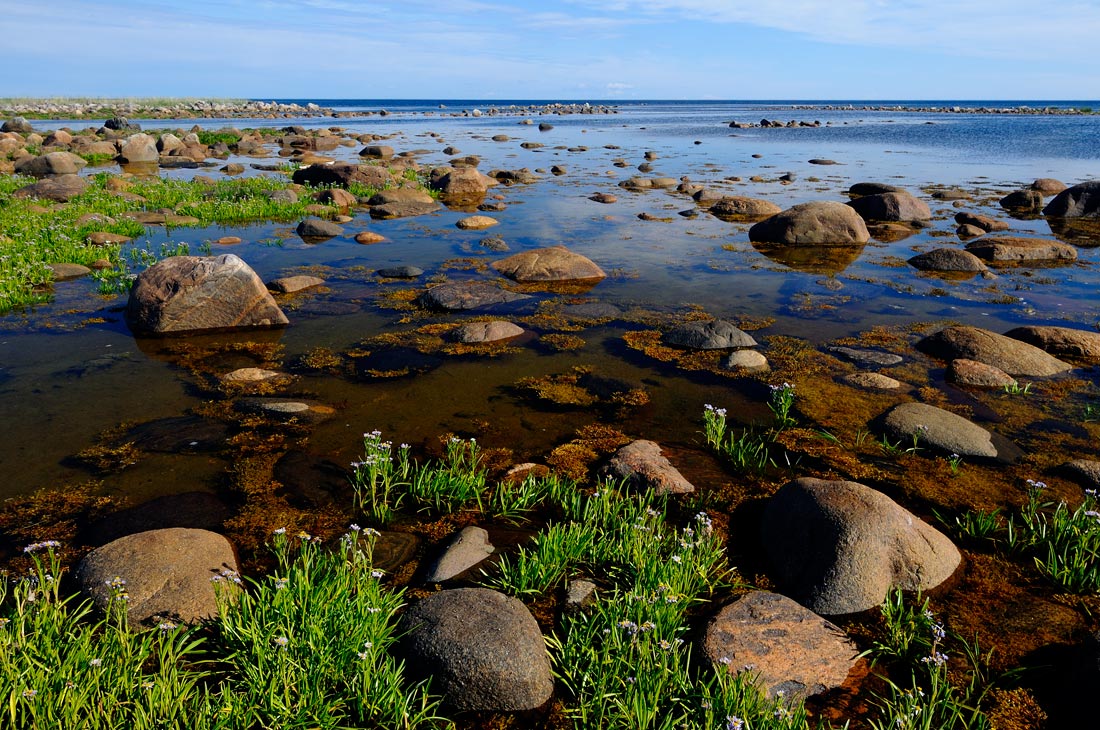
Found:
956,224 -> 986,239
75,528 -> 238,625
841,372 -> 901,390
619,177 -> 654,191
947,359 -> 1017,389
219,367 -> 289,386
401,588 -> 553,712
748,202 -> 870,245
1043,180 -> 1100,218
708,196 -> 782,221
127,415 -> 229,452
450,321 -> 524,343
550,165 -> 566,175
826,346 -> 902,367
127,254 -> 288,335
295,218 -> 344,239
692,188 -> 725,204
492,245 -> 606,282
479,235 -> 509,252
589,192 -> 617,204
354,231 -> 385,245
13,173 -> 88,202
358,144 -> 394,159
808,158 -> 839,166
424,526 -> 494,582
702,591 -> 859,700
1004,325 -> 1100,361
292,162 -> 392,189
1062,460 -> 1100,490
419,281 -> 531,311
726,350 -> 769,372
236,397 -> 333,422
761,478 -> 962,615
376,265 -> 423,278
848,182 -> 904,196
882,402 -> 997,458
847,191 -> 931,222
908,248 -> 988,273
268,275 -> 325,293
221,163 -> 245,175
14,151 -> 87,178
315,187 -> 357,208
953,211 -> 1010,232
964,236 -> 1076,263
664,319 -> 757,349
606,439 -> 694,496
1030,178 -> 1067,196
931,189 -> 970,201
48,263 -> 92,280
370,200 -> 440,219
214,236 -> 242,245
432,166 -> 492,199
561,302 -> 621,319
456,215 -> 499,230
999,189 -> 1044,213
917,326 -> 1072,376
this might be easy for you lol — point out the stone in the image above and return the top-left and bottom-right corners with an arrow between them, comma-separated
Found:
48,263 -> 92,280
917,325 -> 1073,376
450,320 -> 524,343
2,116 -> 34,133
664,320 -> 757,350
564,579 -> 597,609
761,478 -> 962,615
702,591 -> 859,699
359,144 -> 394,159
709,196 -> 782,221
221,163 -> 245,175
947,359 -> 1017,388
956,224 -> 986,239
589,192 -> 617,204
456,215 -> 499,230
14,151 -> 87,177
268,275 -> 325,293
75,528 -> 238,625
401,588 -> 553,712
826,346 -> 902,367
355,231 -> 386,244
219,367 -> 289,384
13,174 -> 88,202
85,231 -> 132,246
376,265 -> 424,278
419,282 -> 531,311
316,188 -> 357,208
1062,460 -> 1100,490
215,236 -> 242,245
1004,325 -> 1100,361
726,350 -> 769,372
1030,178 -> 1067,196
492,245 -> 605,282
964,236 -> 1077,263
847,191 -> 931,222
882,402 -> 998,458
292,162 -> 392,189
841,372 -> 901,390
931,189 -> 970,200
908,248 -> 988,273
369,201 -> 440,219
1043,180 -> 1100,218
999,189 -> 1044,213
848,182 -> 904,196
118,133 -> 159,163
606,439 -> 694,495
424,526 -> 494,582
296,218 -> 344,239
749,201 -> 870,245
126,254 -> 288,335
432,166 -> 492,198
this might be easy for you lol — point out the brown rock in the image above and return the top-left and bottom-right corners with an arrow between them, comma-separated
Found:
456,215 -> 499,230
709,196 -> 782,221
953,211 -> 1010,232
947,359 -> 1017,388
450,321 -> 524,343
268,275 -> 325,293
86,231 -> 132,246
355,231 -> 386,244
964,236 -> 1077,263
1004,325 -> 1100,361
1030,178 -> 1067,196
749,201 -> 870,245
606,439 -> 694,495
917,325 -> 1072,377
847,191 -> 931,222
841,372 -> 901,390
492,245 -> 605,282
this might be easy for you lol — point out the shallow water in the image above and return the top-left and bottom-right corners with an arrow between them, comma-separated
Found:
5,101 -> 1100,513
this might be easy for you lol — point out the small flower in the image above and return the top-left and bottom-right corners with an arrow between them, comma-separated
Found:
370,570 -> 384,579
22,689 -> 36,699
349,523 -> 361,532
364,527 -> 381,537
658,639 -> 672,650
296,531 -> 311,541
726,715 -> 744,730
922,651 -> 948,666
358,651 -> 370,660
23,540 -> 61,553
1086,488 -> 1097,497
273,635 -> 289,649
273,527 -> 287,535
274,578 -> 288,589
1026,479 -> 1047,490
157,621 -> 177,632
363,641 -> 373,649
141,681 -> 154,690
89,658 -> 102,667
671,554 -> 682,563
718,656 -> 732,665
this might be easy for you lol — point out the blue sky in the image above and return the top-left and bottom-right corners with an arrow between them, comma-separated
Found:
1,0 -> 1097,100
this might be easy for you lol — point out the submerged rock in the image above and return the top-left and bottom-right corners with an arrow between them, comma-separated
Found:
419,281 -> 531,311
708,196 -> 782,221
492,245 -> 605,282
917,325 -> 1073,376
268,275 -> 325,293
450,320 -> 524,343
664,320 -> 757,350
964,236 -> 1076,263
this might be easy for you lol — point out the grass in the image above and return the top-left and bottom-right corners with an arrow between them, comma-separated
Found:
702,404 -> 777,473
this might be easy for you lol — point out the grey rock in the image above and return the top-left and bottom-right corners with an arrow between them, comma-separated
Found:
709,196 -> 782,221
419,282 -> 531,311
1043,180 -> 1100,218
917,325 -> 1073,377
908,248 -> 988,273
450,320 -> 524,343
827,346 -> 902,367
726,350 -> 770,372
999,189 -> 1044,213
377,265 -> 424,279
665,320 -> 757,350
296,218 -> 344,239
118,133 -> 159,163
13,174 -> 88,202
882,402 -> 997,458
1062,460 -> 1100,490
847,191 -> 931,222
965,236 -> 1076,263
848,182 -> 904,196
565,579 -> 597,609
841,372 -> 901,390
424,526 -> 494,582
14,151 -> 87,178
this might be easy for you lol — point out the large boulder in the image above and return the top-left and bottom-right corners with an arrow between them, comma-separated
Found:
964,236 -> 1077,263
127,254 -> 289,335
1030,178 -> 1067,196
1043,180 -> 1100,218
999,189 -> 1044,213
702,591 -> 859,699
1004,325 -> 1100,361
418,281 -> 531,311
492,245 -> 605,282
881,402 -> 998,458
117,133 -> 159,163
295,218 -> 344,239
12,174 -> 88,202
400,588 -> 553,712
848,182 -> 904,196
2,116 -> 34,134
908,248 -> 988,273
847,191 -> 931,222
432,166 -> 492,198
761,478 -> 962,615
748,201 -> 870,245
664,320 -> 757,349
292,162 -> 393,190
606,439 -> 695,495
75,528 -> 238,625
917,325 -> 1073,376
708,196 -> 782,221
14,151 -> 87,178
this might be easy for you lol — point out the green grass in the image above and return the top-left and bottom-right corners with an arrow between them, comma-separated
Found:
702,405 -> 777,473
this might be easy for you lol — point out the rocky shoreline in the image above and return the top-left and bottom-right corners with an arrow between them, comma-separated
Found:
792,103 -> 1094,115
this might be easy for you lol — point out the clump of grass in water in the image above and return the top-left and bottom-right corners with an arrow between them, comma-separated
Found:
702,404 -> 776,473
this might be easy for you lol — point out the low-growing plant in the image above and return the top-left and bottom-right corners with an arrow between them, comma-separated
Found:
703,404 -> 776,473
768,381 -> 797,429
1002,381 -> 1032,396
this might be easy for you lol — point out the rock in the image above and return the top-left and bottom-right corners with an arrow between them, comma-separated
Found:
692,188 -> 725,204
709,196 -> 782,221
964,236 -> 1076,263
369,201 -> 440,219
848,182 -> 904,196
882,401 -> 1001,458
826,346 -> 902,367
221,163 -> 245,175
908,248 -> 988,273
749,201 -> 870,245
126,254 -> 288,335
13,174 -> 88,202
589,192 -> 617,204
606,439 -> 694,496
946,359 -> 1017,388
359,145 -> 394,159
355,231 -> 386,244
296,218 -> 344,239
953,211 -> 1010,232
847,192 -> 931,222
450,321 -> 524,343
761,478 -> 962,615
432,167 -> 492,198
808,158 -> 839,166
841,372 -> 901,390
214,236 -> 242,245
48,263 -> 92,280
564,579 -> 597,609
236,398 -> 333,422
931,189 -> 970,201
539,123 -> 554,131
918,326 -> 1072,376
104,117 -> 140,132
664,320 -> 757,350
316,188 -> 357,208
377,265 -> 423,279
118,133 -> 159,163
419,282 -> 531,311
702,591 -> 858,699
2,116 -> 34,133
424,526 -> 494,582
268,275 -> 325,293
1004,325 -> 1100,361
219,367 -> 289,385
401,588 -> 553,712
1043,180 -> 1100,218
1030,178 -> 1067,196
999,189 -> 1044,213
456,215 -> 499,230
75,528 -> 238,625
1062,460 -> 1100,490
726,350 -> 769,372
561,302 -> 622,319
87,231 -> 133,246
14,151 -> 87,178
956,224 -> 986,239
492,245 -> 605,282
292,162 -> 392,189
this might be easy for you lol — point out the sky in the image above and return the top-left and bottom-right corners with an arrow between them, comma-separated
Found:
1,0 -> 1098,101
